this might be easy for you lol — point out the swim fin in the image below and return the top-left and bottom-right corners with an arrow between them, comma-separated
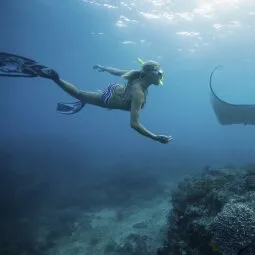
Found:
210,66 -> 255,125
56,101 -> 86,114
0,52 -> 59,80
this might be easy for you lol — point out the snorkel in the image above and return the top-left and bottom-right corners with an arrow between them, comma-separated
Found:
137,57 -> 164,86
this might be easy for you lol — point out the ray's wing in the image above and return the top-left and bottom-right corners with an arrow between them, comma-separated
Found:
210,66 -> 255,125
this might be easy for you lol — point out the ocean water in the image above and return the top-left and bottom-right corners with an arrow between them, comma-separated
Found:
1,0 -> 255,254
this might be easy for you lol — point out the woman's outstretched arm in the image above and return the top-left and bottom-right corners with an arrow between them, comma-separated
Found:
93,64 -> 129,76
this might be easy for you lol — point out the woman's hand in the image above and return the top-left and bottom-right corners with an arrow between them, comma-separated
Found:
155,135 -> 173,144
93,64 -> 105,72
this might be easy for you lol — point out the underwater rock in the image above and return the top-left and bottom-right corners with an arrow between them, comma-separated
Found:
132,221 -> 148,229
157,166 -> 255,255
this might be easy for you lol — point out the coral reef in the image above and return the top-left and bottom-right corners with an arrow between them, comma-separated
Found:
3,141 -> 255,255
210,201 -> 255,255
157,166 -> 255,255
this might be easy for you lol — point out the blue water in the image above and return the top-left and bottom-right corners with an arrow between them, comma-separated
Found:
1,0 -> 255,253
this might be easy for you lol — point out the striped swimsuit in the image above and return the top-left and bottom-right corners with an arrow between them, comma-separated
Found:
101,82 -> 120,104
101,82 -> 146,110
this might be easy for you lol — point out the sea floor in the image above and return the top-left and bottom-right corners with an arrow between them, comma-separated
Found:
46,184 -> 172,255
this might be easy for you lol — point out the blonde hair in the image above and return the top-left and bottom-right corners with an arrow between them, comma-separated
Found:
121,60 -> 160,82
142,60 -> 160,72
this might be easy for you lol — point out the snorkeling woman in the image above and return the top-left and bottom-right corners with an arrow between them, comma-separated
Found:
0,52 -> 172,144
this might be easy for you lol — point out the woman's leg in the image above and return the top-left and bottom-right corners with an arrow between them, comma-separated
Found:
54,78 -> 107,108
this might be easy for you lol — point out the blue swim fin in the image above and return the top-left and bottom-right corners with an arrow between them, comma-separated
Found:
0,52 -> 59,80
56,101 -> 85,114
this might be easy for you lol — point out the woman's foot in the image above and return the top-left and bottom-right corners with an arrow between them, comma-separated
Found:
23,64 -> 60,81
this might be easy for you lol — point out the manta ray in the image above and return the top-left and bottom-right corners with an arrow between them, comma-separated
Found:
210,66 -> 255,125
